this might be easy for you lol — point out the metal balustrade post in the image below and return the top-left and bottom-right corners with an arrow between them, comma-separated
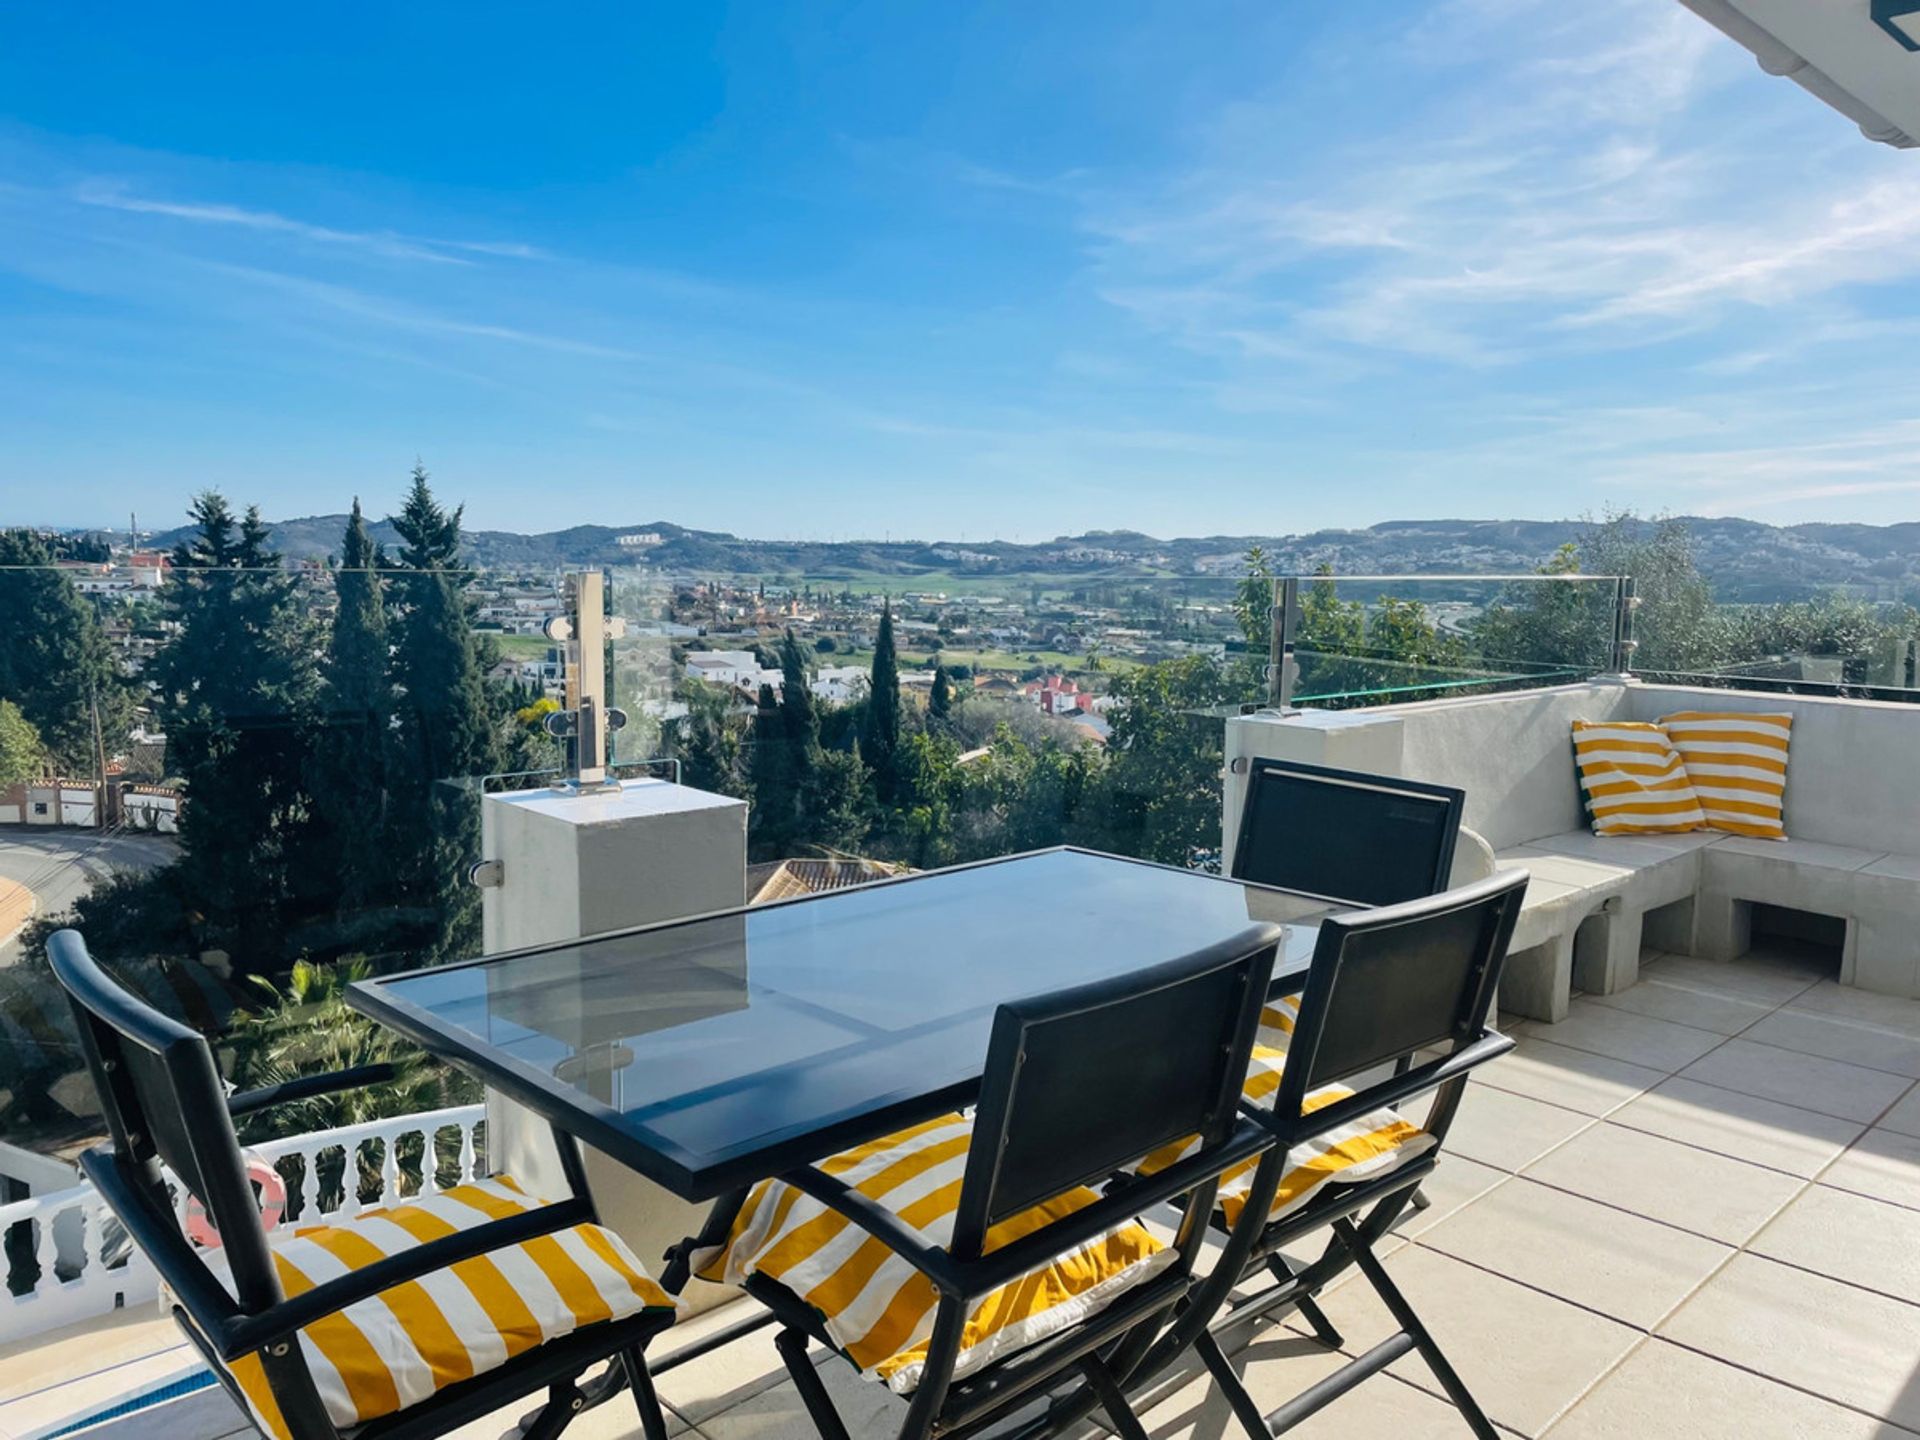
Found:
1269,576 -> 1299,713
1610,576 -> 1638,676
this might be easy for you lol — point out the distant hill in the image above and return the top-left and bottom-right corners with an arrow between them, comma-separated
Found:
140,513 -> 1920,605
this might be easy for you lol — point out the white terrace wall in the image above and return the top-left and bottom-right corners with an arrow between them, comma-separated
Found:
1224,682 -> 1634,856
1625,685 -> 1920,856
1228,680 -> 1920,858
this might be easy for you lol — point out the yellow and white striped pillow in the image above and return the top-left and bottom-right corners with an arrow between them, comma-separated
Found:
1660,711 -> 1792,840
1571,721 -> 1707,836
1136,1046 -> 1434,1229
697,1113 -> 1172,1395
223,1176 -> 675,1440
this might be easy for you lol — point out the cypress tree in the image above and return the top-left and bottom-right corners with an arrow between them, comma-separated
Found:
309,501 -> 393,938
864,601 -> 901,801
748,681 -> 795,858
149,493 -> 322,971
929,663 -> 954,722
387,468 -> 492,963
0,530 -> 134,773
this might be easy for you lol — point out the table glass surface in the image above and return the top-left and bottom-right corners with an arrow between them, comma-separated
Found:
351,849 -> 1333,1197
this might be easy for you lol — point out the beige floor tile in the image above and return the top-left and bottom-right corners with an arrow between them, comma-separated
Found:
1311,1246 -> 1640,1437
1442,1087 -> 1594,1174
1388,1157 -> 1510,1240
1525,999 -> 1727,1073
1585,977 -> 1776,1037
694,1350 -> 904,1440
1661,1253 -> 1920,1430
1608,1075 -> 1864,1178
1544,1338 -> 1914,1439
1821,1128 -> 1920,1210
1523,1121 -> 1806,1245
652,1302 -> 794,1425
1638,954 -> 1824,1007
1789,981 -> 1920,1039
1474,1036 -> 1666,1117
1751,1185 -> 1920,1304
1877,1085 -> 1920,1140
1416,1177 -> 1731,1328
1678,1040 -> 1912,1124
1138,1328 -> 1480,1440
439,1362 -> 694,1440
1743,1009 -> 1920,1080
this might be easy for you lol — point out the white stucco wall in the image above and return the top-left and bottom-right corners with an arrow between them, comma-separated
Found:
1626,685 -> 1920,855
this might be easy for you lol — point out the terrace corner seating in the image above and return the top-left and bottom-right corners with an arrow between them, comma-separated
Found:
1228,682 -> 1920,1023
686,922 -> 1287,1440
48,928 -> 679,1440
1177,870 -> 1527,1439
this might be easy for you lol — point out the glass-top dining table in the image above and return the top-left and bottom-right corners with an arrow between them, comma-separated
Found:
346,846 -> 1339,1203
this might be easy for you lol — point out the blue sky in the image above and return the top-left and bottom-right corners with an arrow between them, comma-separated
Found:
3,0 -> 1918,540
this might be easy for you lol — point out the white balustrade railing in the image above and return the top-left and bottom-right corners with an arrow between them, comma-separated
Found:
0,1103 -> 485,1345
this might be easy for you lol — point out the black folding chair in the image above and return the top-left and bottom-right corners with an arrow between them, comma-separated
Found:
49,929 -> 677,1440
1177,870 -> 1528,1438
686,923 -> 1286,1440
1231,758 -> 1465,907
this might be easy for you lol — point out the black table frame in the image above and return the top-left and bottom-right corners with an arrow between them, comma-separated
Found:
347,846 -> 1321,1203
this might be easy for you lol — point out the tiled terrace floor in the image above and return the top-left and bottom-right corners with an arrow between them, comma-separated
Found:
17,941 -> 1920,1439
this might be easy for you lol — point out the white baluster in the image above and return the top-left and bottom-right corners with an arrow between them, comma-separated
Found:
34,1207 -> 58,1295
458,1121 -> 478,1185
380,1125 -> 402,1206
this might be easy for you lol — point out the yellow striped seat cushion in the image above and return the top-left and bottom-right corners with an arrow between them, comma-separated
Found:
1659,711 -> 1791,839
695,1113 -> 1173,1395
1257,997 -> 1299,1053
222,1176 -> 675,1440
1571,721 -> 1706,836
1137,1046 -> 1434,1229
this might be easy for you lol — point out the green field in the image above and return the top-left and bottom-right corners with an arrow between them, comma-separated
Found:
488,633 -> 552,661
826,644 -> 1134,677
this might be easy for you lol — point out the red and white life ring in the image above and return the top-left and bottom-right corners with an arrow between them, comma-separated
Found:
184,1152 -> 287,1248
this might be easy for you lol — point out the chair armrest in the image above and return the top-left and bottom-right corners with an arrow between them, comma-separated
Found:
785,1118 -> 1274,1304
227,1063 -> 400,1118
79,1148 -> 245,1348
1249,1029 -> 1515,1146
954,1119 -> 1274,1298
227,1195 -> 593,1357
780,1167 -> 970,1297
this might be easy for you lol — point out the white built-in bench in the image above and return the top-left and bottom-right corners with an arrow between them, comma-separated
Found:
1225,681 -> 1920,1023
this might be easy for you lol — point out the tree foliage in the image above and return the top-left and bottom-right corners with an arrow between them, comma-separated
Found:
0,700 -> 42,788
0,529 -> 135,772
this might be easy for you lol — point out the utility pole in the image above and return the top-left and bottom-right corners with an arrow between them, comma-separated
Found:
90,688 -> 109,831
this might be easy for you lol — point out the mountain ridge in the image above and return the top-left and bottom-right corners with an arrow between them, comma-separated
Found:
135,513 -> 1920,604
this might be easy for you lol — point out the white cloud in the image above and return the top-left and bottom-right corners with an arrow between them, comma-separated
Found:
1080,0 -> 1920,371
71,182 -> 543,265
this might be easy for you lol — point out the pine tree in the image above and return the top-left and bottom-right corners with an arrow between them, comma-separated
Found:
149,493 -> 323,970
0,530 -> 135,772
386,470 -> 491,963
393,463 -> 463,573
864,601 -> 901,801
309,501 -> 393,936
929,663 -> 954,722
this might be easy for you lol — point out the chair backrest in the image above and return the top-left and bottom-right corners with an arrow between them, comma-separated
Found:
1272,870 -> 1527,1120
1231,759 -> 1465,907
950,923 -> 1280,1259
48,929 -> 282,1313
